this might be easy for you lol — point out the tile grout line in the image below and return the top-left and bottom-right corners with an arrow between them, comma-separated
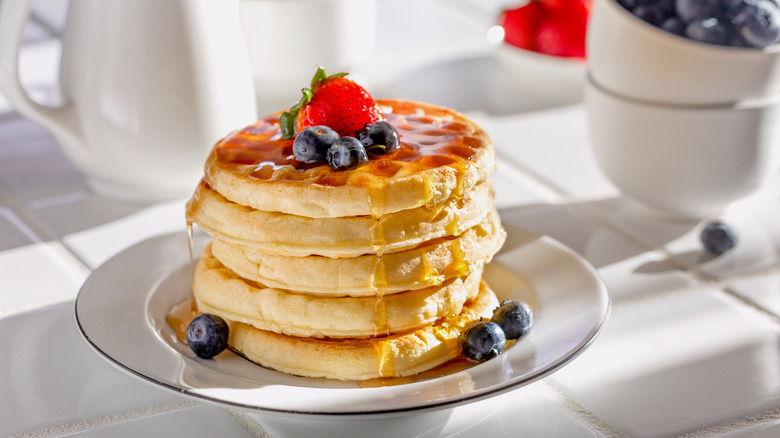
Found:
0,185 -> 94,275
719,285 -> 780,334
221,409 -> 274,438
493,149 -> 568,196
570,202 -> 780,323
0,295 -> 73,320
608,283 -> 708,309
544,381 -> 626,438
672,260 -> 780,334
7,399 -> 200,438
45,239 -> 93,277
492,148 -> 570,202
675,408 -> 780,437
0,206 -> 43,243
608,258 -> 779,310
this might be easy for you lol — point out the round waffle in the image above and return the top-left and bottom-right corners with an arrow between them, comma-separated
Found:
194,244 -> 484,339
210,208 -> 505,296
187,180 -> 494,258
202,99 -> 495,219
226,280 -> 499,380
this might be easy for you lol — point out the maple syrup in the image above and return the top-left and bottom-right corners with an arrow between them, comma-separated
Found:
358,356 -> 476,388
212,101 -> 484,191
166,296 -> 198,343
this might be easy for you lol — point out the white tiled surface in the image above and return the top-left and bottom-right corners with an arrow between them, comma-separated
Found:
2,0 -> 780,437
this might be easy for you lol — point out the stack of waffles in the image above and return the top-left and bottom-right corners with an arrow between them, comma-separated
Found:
185,100 -> 505,380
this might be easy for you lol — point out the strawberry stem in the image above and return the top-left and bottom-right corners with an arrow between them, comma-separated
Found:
279,66 -> 348,140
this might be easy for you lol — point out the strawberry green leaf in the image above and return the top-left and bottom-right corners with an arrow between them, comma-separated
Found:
280,87 -> 313,140
310,66 -> 347,90
311,66 -> 328,89
279,111 -> 296,140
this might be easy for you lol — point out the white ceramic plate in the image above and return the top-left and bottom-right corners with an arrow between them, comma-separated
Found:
75,228 -> 609,416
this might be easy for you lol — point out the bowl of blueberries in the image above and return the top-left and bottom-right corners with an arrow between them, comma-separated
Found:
587,0 -> 780,104
585,0 -> 780,219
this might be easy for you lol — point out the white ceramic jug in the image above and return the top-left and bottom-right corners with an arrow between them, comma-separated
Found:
0,0 -> 257,201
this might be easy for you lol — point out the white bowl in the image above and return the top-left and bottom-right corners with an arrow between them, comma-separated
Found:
586,74 -> 780,219
490,25 -> 587,100
587,0 -> 780,105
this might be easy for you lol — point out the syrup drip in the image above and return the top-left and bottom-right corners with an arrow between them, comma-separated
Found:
369,336 -> 396,377
446,240 -> 471,279
358,356 -> 475,388
166,296 -> 198,343
370,256 -> 389,337
186,221 -> 195,285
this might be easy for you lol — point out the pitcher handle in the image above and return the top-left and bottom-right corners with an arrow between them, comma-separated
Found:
0,0 -> 86,164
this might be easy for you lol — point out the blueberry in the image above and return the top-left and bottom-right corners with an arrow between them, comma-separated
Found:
356,121 -> 400,156
700,221 -> 737,255
326,136 -> 368,170
293,126 -> 339,163
686,18 -> 732,45
491,300 -> 534,340
186,314 -> 229,359
676,0 -> 722,22
617,0 -> 639,9
461,321 -> 506,362
634,4 -> 669,26
731,0 -> 780,48
618,0 -> 654,11
657,0 -> 676,15
661,16 -> 687,36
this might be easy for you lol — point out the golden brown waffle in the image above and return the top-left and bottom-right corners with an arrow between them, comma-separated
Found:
209,208 -> 505,296
200,100 -> 496,219
187,179 -> 495,258
184,98 -> 505,380
194,244 -> 484,339
226,280 -> 499,380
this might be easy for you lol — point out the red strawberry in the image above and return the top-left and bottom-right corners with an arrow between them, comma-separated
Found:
500,2 -> 544,50
534,11 -> 587,58
280,67 -> 384,139
538,0 -> 591,13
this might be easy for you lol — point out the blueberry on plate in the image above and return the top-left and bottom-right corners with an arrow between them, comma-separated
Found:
293,125 -> 339,163
461,321 -> 507,362
186,313 -> 229,359
700,220 -> 737,255
326,136 -> 369,170
491,300 -> 534,340
356,121 -> 400,156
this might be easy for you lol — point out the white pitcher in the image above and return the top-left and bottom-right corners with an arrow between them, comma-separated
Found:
0,0 -> 257,202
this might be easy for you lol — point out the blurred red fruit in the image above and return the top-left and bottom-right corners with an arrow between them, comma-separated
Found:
535,13 -> 587,58
538,0 -> 592,12
501,0 -> 590,59
500,2 -> 544,50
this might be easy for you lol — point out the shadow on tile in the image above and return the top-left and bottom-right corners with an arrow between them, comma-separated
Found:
27,191 -> 161,239
498,198 -> 696,270
384,54 -> 582,116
